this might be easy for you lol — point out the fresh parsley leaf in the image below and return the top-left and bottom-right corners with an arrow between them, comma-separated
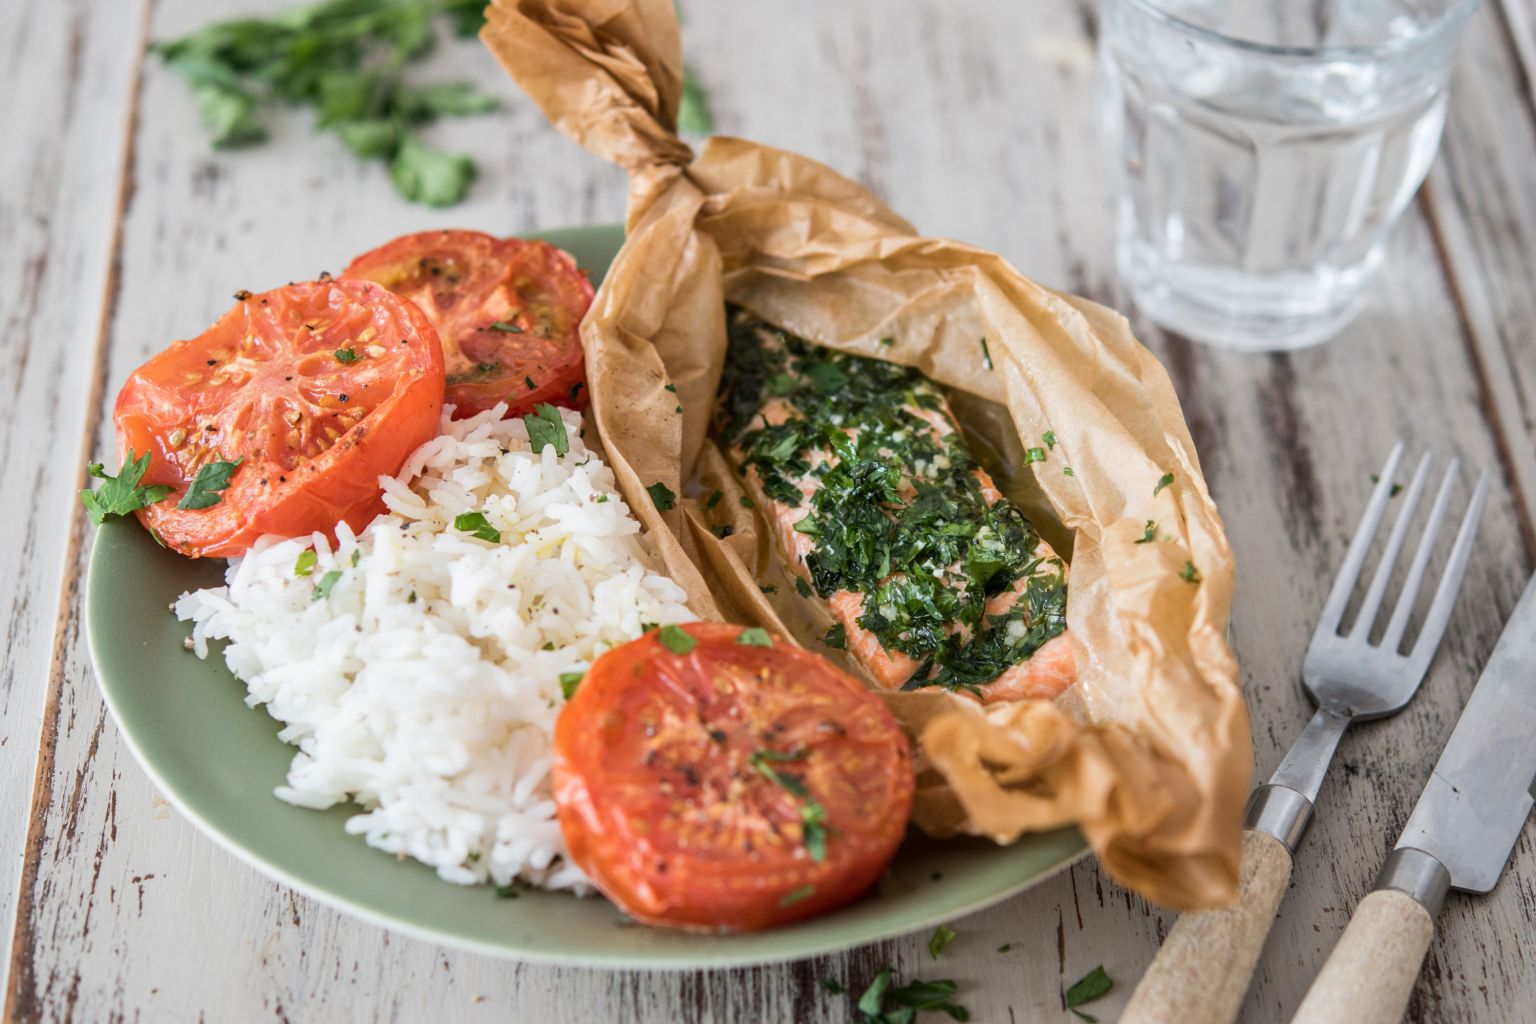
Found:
736,627 -> 773,647
739,494 -> 755,509
454,511 -> 501,543
78,450 -> 173,525
390,136 -> 476,207
801,800 -> 827,862
1063,466 -> 1075,477
334,347 -> 360,363
996,943 -> 1012,953
928,924 -> 957,959
657,624 -> 696,655
312,569 -> 342,601
558,672 -> 583,699
647,481 -> 677,512
399,81 -> 497,119
523,375 -> 536,390
1135,520 -> 1157,544
823,623 -> 846,650
858,969 -> 894,1017
979,336 -> 993,370
703,490 -> 723,511
335,119 -> 398,158
795,577 -> 812,598
490,320 -> 524,333
1024,447 -> 1047,464
778,883 -> 815,908
1154,472 -> 1175,496
1065,966 -> 1112,1014
1043,430 -> 1057,449
294,550 -> 317,577
177,457 -> 242,510
677,66 -> 714,136
495,881 -> 528,899
1180,561 -> 1202,584
523,403 -> 569,456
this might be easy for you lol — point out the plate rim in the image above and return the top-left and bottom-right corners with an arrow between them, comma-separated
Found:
84,222 -> 1090,969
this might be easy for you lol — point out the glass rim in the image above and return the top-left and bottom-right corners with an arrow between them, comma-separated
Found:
1116,0 -> 1485,60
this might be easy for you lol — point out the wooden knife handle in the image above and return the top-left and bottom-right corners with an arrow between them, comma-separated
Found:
1291,888 -> 1433,1024
1121,829 -> 1292,1024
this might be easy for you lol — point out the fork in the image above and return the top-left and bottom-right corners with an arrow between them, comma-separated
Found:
1121,443 -> 1490,1024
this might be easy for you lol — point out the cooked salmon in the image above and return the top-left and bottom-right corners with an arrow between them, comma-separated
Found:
716,309 -> 1074,704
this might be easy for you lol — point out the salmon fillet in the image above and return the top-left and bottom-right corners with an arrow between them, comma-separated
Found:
716,309 -> 1073,704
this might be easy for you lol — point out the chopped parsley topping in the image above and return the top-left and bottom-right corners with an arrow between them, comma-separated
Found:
1180,561 -> 1201,584
996,943 -> 1012,953
760,584 -> 778,595
823,623 -> 847,649
558,672 -> 583,699
749,748 -> 828,862
312,569 -> 342,601
736,627 -> 773,646
294,549 -> 317,576
739,494 -> 755,508
1025,447 -> 1047,464
647,481 -> 677,512
178,457 -> 243,510
704,490 -> 723,511
1065,965 -> 1113,1021
453,511 -> 500,543
979,336 -> 993,370
1371,473 -> 1404,497
779,884 -> 815,908
350,548 -> 360,567
489,320 -> 524,333
1154,472 -> 1175,496
928,924 -> 957,959
657,624 -> 696,654
524,375 -> 536,390
333,347 -> 360,363
664,382 -> 677,393
1063,466 -> 1074,477
1043,431 -> 1057,449
1135,520 -> 1157,544
522,403 -> 569,456
79,450 -> 173,525
718,309 -> 1067,695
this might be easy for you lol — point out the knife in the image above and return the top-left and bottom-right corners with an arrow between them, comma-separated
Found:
1292,571 -> 1536,1024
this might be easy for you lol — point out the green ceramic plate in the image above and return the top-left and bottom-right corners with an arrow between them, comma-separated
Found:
86,224 -> 1087,968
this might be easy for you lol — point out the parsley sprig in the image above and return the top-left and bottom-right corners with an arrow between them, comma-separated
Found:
154,0 -> 496,206
79,451 -> 173,525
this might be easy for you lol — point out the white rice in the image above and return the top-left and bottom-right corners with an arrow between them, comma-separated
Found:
175,404 -> 694,891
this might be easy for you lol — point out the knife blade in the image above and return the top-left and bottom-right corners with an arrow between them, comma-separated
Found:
1393,571 -> 1536,897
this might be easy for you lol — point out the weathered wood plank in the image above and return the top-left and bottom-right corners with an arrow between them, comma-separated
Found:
7,0 -> 1534,1021
0,0 -> 151,988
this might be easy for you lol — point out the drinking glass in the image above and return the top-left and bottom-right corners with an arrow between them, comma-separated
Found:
1098,0 -> 1483,351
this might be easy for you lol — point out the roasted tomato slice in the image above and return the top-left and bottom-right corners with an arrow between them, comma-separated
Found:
554,622 -> 914,931
341,229 -> 592,419
113,279 -> 445,558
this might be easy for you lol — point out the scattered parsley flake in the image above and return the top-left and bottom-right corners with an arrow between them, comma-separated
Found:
1043,430 -> 1057,449
489,320 -> 524,333
739,494 -> 755,508
312,569 -> 342,601
997,943 -> 1012,953
736,627 -> 773,647
1154,472 -> 1175,496
453,511 -> 500,543
294,550 -> 317,577
524,375 -> 535,390
334,347 -> 359,363
646,481 -> 677,512
1371,473 -> 1404,497
178,457 -> 243,510
664,383 -> 677,393
928,924 -> 957,959
350,548 -> 360,567
1063,466 -> 1075,477
558,672 -> 583,699
1024,447 -> 1047,464
1135,520 -> 1157,544
823,623 -> 847,649
794,577 -> 812,598
1065,965 -> 1113,1018
523,403 -> 569,456
657,624 -> 696,654
821,978 -> 846,994
704,490 -> 723,511
979,336 -> 993,370
1180,561 -> 1202,584
78,450 -> 173,525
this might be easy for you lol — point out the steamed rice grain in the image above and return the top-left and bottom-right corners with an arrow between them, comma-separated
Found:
175,404 -> 694,891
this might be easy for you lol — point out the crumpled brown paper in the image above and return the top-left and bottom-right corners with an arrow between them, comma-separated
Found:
484,0 -> 1249,909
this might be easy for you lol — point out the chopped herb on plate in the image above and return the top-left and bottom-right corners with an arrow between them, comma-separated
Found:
178,457 -> 243,510
647,481 -> 677,512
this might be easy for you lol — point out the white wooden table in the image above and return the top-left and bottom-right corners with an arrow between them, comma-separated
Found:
5,1 -> 1535,1020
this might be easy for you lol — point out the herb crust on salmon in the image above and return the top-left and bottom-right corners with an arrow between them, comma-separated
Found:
717,308 -> 1074,702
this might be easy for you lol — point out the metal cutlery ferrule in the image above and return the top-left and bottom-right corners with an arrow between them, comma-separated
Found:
1375,847 -> 1452,918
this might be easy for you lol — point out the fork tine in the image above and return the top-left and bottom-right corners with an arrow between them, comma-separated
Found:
1348,452 -> 1434,640
1406,469 -> 1490,673
1314,441 -> 1406,639
1378,458 -> 1461,654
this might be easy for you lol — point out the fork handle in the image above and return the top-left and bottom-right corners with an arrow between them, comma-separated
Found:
1121,829 -> 1293,1024
1290,889 -> 1433,1024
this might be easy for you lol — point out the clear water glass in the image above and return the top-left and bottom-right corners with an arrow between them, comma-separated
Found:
1098,0 -> 1483,351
